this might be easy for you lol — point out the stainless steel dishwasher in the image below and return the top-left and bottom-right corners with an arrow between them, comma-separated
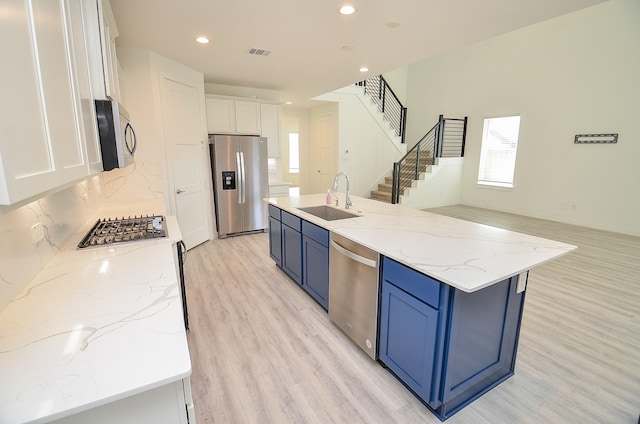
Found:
329,233 -> 380,360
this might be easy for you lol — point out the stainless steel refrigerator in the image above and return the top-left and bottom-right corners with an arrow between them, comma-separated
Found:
209,134 -> 269,238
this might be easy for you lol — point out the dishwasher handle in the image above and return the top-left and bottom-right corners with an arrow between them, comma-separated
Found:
330,239 -> 377,268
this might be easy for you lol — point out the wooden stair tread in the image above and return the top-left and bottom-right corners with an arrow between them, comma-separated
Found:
377,183 -> 393,192
370,190 -> 392,203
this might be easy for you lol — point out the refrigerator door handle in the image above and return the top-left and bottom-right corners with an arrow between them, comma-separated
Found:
236,151 -> 243,204
239,151 -> 246,204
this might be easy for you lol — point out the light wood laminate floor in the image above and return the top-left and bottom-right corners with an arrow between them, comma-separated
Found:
184,205 -> 640,423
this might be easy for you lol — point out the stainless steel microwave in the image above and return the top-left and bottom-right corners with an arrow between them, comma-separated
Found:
95,100 -> 137,171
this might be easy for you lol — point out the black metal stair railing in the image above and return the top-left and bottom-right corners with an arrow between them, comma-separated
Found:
391,115 -> 467,204
356,75 -> 407,144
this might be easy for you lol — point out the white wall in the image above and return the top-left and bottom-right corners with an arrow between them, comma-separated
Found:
405,0 -> 640,236
117,49 -> 166,165
382,67 -> 409,105
314,90 -> 406,197
400,158 -> 464,209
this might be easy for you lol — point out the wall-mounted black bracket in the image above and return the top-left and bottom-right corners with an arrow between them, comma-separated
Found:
574,134 -> 618,144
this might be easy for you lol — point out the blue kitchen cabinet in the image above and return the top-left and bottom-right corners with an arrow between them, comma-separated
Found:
379,257 -> 526,420
281,210 -> 302,284
379,257 -> 449,409
268,205 -> 329,309
379,280 -> 441,403
301,221 -> 329,310
268,205 -> 282,266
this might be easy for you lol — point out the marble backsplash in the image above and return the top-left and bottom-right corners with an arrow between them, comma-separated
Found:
0,162 -> 165,311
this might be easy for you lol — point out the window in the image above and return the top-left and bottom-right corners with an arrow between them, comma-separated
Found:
477,116 -> 521,188
288,132 -> 300,174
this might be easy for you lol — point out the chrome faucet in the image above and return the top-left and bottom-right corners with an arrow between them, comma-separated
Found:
332,172 -> 353,209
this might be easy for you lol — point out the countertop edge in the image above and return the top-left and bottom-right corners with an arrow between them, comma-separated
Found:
28,364 -> 192,424
267,195 -> 577,293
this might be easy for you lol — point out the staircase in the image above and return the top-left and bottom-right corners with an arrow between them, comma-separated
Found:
370,115 -> 467,204
350,76 -> 467,205
371,155 -> 433,202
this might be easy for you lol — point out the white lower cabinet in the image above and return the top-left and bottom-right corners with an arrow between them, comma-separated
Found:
269,182 -> 290,197
50,378 -> 195,424
0,0 -> 98,205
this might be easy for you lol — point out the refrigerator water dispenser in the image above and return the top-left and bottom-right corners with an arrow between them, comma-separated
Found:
222,171 -> 236,190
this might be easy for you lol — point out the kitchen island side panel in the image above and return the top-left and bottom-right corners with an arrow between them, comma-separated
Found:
436,276 -> 525,419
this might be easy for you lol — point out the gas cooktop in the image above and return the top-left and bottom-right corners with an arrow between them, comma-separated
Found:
78,215 -> 167,248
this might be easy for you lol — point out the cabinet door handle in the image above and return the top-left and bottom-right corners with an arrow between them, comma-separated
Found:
176,189 -> 185,194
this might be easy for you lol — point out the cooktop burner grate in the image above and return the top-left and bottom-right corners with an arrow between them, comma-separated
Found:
78,215 -> 167,248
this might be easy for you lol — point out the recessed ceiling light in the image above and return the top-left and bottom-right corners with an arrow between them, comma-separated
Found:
339,4 -> 356,15
195,36 -> 210,44
359,67 -> 369,73
285,101 -> 293,105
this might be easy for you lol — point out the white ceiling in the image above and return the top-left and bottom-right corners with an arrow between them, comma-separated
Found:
110,0 -> 606,106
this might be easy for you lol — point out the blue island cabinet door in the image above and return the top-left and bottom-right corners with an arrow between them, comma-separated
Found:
268,216 -> 282,266
436,276 -> 525,418
301,220 -> 329,310
379,280 -> 439,404
281,223 -> 302,284
302,235 -> 329,310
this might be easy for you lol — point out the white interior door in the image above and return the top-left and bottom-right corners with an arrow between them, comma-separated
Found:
161,77 -> 210,249
309,113 -> 336,194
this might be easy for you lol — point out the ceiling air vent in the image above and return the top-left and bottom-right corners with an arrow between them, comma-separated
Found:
248,48 -> 271,56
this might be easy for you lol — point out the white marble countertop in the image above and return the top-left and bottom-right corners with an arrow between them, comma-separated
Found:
0,208 -> 189,423
268,194 -> 576,293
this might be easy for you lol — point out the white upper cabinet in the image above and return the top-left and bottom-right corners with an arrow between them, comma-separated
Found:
0,0 -> 98,205
68,0 -> 102,175
234,101 -> 261,134
83,0 -> 120,102
205,96 -> 261,135
100,0 -> 121,101
260,104 -> 281,157
205,98 -> 236,133
205,97 -> 281,157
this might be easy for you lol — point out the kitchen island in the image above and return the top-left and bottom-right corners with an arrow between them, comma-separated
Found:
268,194 -> 575,293
0,205 -> 193,424
267,194 -> 576,420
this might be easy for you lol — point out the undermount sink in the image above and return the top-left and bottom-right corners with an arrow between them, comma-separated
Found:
297,205 -> 361,221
